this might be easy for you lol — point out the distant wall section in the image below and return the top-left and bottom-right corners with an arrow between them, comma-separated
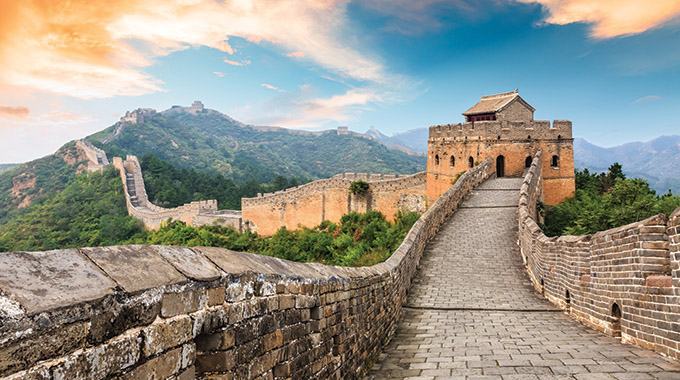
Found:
113,155 -> 242,231
242,172 -> 427,235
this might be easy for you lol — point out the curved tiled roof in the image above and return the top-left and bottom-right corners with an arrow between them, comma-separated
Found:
462,89 -> 535,116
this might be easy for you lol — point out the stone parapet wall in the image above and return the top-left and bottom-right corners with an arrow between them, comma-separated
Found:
113,156 -> 241,231
242,172 -> 428,235
519,150 -> 680,360
0,158 -> 495,380
429,120 -> 572,141
75,139 -> 110,172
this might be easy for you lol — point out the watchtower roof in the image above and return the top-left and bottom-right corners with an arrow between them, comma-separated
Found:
462,89 -> 535,116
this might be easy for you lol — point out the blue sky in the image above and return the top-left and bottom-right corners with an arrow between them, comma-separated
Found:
1,0 -> 679,163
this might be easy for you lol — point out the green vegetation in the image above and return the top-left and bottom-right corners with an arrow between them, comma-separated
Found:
88,110 -> 425,184
145,210 -> 420,266
0,163 -> 19,174
349,180 -> 370,195
0,142 -> 84,224
0,162 -> 419,267
140,155 -> 304,209
542,163 -> 680,236
0,167 -> 145,252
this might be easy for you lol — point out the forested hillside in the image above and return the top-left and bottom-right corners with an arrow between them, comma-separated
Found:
0,142 -> 88,224
0,165 -> 417,268
140,155 -> 305,210
0,167 -> 146,252
88,107 -> 426,183
543,163 -> 680,236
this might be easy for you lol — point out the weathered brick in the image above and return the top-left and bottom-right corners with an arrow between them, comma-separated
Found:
119,347 -> 181,380
52,330 -> 141,380
0,322 -> 88,376
161,290 -> 204,318
207,287 -> 226,306
141,315 -> 192,357
195,350 -> 235,373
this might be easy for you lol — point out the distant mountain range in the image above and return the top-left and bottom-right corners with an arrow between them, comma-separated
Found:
574,136 -> 680,194
364,125 -> 680,195
1,105 -> 426,222
364,127 -> 428,155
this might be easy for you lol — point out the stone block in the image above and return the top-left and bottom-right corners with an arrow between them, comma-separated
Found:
81,246 -> 186,294
195,350 -> 235,373
0,322 -> 89,376
161,289 -> 205,318
142,315 -> 192,357
0,249 -> 115,314
118,347 -> 182,380
207,287 -> 226,306
51,330 -> 141,380
153,246 -> 222,281
646,275 -> 673,287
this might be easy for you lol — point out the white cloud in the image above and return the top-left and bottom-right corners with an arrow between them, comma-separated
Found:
261,83 -> 286,92
0,0 -> 394,99
632,95 -> 661,104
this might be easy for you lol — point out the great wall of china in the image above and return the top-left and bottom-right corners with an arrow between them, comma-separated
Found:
241,172 -> 427,235
1,93 -> 678,378
519,150 -> 680,360
1,151 -> 678,379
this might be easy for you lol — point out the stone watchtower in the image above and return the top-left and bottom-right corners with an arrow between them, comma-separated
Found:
427,90 -> 575,205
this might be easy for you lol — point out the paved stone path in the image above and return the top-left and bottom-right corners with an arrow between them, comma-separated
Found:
367,178 -> 680,380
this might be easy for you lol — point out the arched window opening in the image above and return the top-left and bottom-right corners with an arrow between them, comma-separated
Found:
435,154 -> 440,166
557,134 -> 562,140
497,135 -> 501,140
525,156 -> 532,168
611,302 -> 622,336
468,157 -> 474,168
449,156 -> 455,168
527,135 -> 531,140
540,279 -> 545,295
551,155 -> 559,168
565,290 -> 571,306
496,155 -> 505,177
612,302 -> 622,321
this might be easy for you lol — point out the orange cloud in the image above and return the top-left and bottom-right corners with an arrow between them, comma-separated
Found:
0,0 -> 391,99
286,51 -> 305,58
0,105 -> 30,119
518,0 -> 680,38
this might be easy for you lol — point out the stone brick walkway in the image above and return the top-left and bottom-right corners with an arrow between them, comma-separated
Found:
367,178 -> 680,380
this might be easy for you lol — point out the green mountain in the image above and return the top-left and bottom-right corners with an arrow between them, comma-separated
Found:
87,106 -> 426,183
0,142 -> 89,223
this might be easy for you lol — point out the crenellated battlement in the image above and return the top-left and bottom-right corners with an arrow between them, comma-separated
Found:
428,120 -> 572,142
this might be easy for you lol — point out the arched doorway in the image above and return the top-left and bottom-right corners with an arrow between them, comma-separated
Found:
496,155 -> 505,177
525,156 -> 532,168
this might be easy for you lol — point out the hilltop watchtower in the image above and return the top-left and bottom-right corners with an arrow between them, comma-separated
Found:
427,90 -> 575,205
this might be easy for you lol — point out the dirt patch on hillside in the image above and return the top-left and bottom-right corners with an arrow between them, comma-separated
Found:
60,146 -> 89,173
10,173 -> 36,198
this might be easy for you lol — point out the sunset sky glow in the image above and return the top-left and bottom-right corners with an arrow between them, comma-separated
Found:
1,0 -> 679,163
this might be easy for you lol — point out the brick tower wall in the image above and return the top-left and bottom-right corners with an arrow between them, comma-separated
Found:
426,119 -> 575,205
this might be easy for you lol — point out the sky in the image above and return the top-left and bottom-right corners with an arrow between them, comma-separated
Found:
1,0 -> 679,163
